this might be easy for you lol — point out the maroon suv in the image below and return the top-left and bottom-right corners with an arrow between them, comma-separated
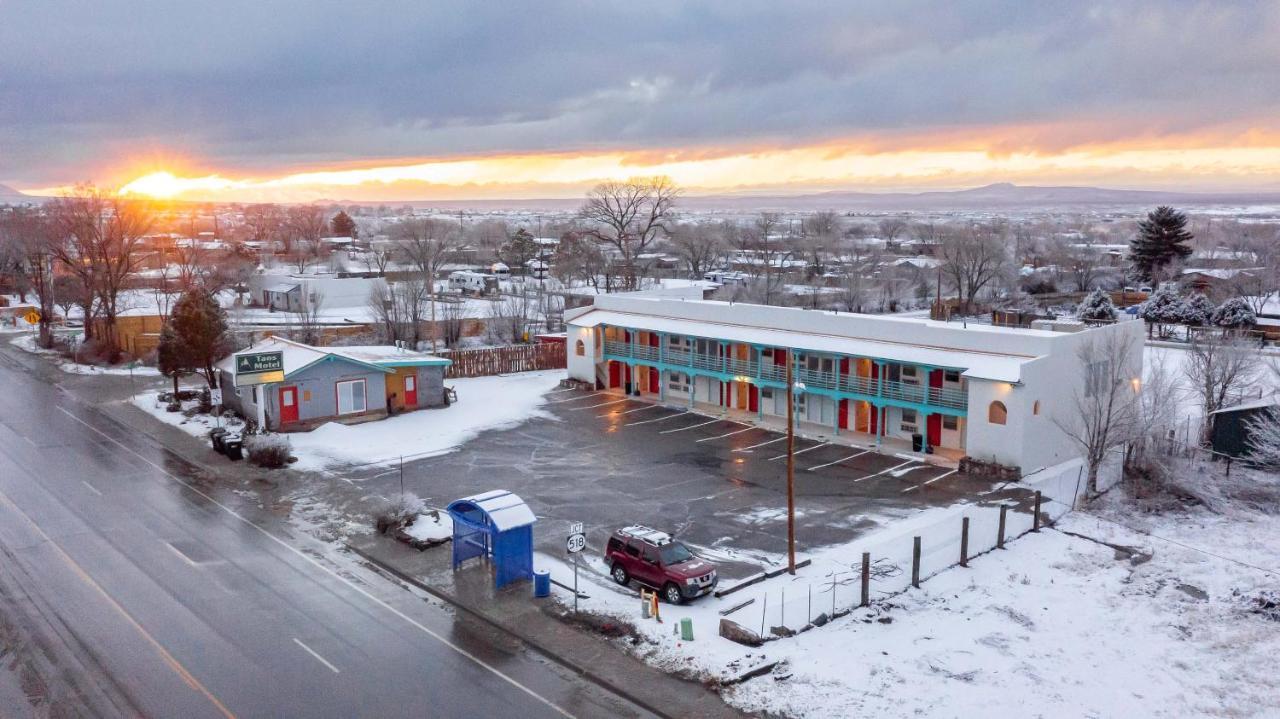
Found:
605,526 -> 718,604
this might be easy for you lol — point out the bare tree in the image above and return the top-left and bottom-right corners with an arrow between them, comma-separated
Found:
579,176 -> 680,290
290,289 -> 326,346
552,231 -> 607,292
1052,330 -> 1142,496
0,208 -> 57,346
1126,347 -> 1185,480
1184,336 -> 1260,441
877,217 -> 907,244
488,286 -> 536,344
48,186 -> 155,360
367,279 -> 426,347
801,210 -> 841,277
285,205 -> 329,272
667,221 -> 724,278
1245,408 -> 1280,469
937,223 -> 1009,312
438,298 -> 467,348
391,217 -> 458,350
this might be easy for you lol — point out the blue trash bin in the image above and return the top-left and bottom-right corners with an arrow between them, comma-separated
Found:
533,570 -> 551,598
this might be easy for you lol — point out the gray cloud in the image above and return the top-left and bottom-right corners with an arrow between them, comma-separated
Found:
3,1 -> 1278,184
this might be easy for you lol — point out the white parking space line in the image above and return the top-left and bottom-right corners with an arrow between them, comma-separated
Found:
293,638 -> 341,674
659,417 -> 722,434
695,426 -> 756,443
546,387 -> 577,396
81,480 -> 103,496
735,435 -> 786,452
166,542 -> 199,567
570,398 -> 629,411
601,404 -> 661,418
853,459 -> 917,483
901,468 -> 959,493
768,442 -> 830,461
548,393 -> 601,404
807,449 -> 871,472
626,410 -> 691,426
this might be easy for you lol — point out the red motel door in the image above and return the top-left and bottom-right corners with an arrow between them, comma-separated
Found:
838,399 -> 849,429
748,384 -> 759,413
279,386 -> 299,424
649,367 -> 659,393
927,413 -> 942,448
609,361 -> 621,388
404,375 -> 417,406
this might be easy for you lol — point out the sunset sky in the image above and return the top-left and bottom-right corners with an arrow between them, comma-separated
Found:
5,1 -> 1280,202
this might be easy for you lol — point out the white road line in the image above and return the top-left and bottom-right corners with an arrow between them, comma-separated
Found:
901,469 -> 959,494
807,449 -> 871,472
166,542 -> 199,567
546,387 -> 577,395
853,459 -> 917,483
600,404 -> 660,418
626,410 -> 691,426
80,480 -> 103,496
695,426 -> 755,443
735,435 -> 786,452
659,417 -> 722,434
293,638 -> 341,674
767,442 -> 830,461
570,398 -> 629,411
55,406 -> 573,718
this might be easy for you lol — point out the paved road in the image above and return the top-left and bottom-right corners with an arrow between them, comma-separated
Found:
0,346 -> 653,718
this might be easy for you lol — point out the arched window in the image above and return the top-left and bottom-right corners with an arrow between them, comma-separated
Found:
988,401 -> 1008,425
575,339 -> 585,357
1032,400 -> 1041,416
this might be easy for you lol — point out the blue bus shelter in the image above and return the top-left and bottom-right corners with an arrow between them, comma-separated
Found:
447,490 -> 537,589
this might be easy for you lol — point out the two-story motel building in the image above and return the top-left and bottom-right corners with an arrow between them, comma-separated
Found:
565,295 -> 1144,475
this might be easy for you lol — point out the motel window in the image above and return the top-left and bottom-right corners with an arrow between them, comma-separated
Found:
900,408 -> 918,432
943,415 -> 959,431
900,366 -> 919,384
944,370 -> 961,383
805,355 -> 834,374
336,379 -> 367,415
988,401 -> 1007,425
575,339 -> 585,356
667,372 -> 690,394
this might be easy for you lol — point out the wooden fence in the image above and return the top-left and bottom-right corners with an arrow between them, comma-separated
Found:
439,342 -> 566,378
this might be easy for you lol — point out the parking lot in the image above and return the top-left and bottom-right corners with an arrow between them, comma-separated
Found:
344,387 -> 1035,580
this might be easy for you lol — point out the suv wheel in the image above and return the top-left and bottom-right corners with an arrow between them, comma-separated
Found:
663,582 -> 684,605
611,564 -> 629,586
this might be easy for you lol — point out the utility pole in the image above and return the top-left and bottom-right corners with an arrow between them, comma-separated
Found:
785,353 -> 797,575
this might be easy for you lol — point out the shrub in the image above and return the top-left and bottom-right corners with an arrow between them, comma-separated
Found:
1211,297 -> 1257,329
1076,288 -> 1117,321
246,433 -> 292,468
373,492 -> 425,533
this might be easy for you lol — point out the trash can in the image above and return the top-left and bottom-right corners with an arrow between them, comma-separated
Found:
224,433 -> 243,461
680,617 -> 694,641
210,427 -> 228,454
533,570 -> 551,598
912,433 -> 923,452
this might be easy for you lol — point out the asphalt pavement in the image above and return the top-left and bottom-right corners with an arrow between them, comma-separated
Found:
0,343 -> 655,719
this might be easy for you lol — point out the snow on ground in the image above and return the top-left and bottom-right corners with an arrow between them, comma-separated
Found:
9,333 -> 162,376
287,370 -> 561,471
132,391 -> 246,437
404,511 -> 453,543
133,370 -> 563,473
541,476 -> 1280,718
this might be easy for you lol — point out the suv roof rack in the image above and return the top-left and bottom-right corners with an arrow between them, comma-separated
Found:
617,525 -> 673,547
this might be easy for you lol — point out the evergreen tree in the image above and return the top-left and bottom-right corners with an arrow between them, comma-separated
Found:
1178,293 -> 1214,326
499,228 -> 539,272
166,287 -> 231,387
1128,206 -> 1193,282
1075,288 -> 1118,322
156,322 -> 186,395
329,210 -> 358,238
1137,285 -> 1182,338
1211,296 -> 1257,329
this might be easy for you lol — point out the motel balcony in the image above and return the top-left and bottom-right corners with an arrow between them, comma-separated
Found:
602,338 -> 968,412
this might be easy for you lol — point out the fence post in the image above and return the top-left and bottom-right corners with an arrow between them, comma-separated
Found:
860,552 -> 870,607
760,593 -> 767,637
960,517 -> 969,567
1033,491 -> 1042,532
911,536 -> 921,588
997,505 -> 1007,549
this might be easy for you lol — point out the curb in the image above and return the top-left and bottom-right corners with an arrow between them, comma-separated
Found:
346,543 -> 678,719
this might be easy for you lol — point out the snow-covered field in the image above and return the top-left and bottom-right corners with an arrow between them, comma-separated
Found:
132,370 -> 562,472
9,333 -> 162,376
542,475 -> 1280,718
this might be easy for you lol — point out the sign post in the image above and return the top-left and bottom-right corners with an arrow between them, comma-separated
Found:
566,521 -> 585,612
233,351 -> 284,433
210,387 -> 224,429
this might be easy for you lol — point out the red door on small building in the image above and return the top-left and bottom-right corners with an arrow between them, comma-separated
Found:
748,384 -> 759,413
609,361 -> 621,388
649,367 -> 659,393
279,386 -> 299,424
404,375 -> 418,407
869,403 -> 879,435
838,399 -> 849,429
927,413 -> 942,448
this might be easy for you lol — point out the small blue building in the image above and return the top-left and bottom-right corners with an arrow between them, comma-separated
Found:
447,490 -> 537,589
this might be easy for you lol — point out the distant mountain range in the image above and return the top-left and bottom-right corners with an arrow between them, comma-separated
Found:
0,183 -> 33,204
368,182 -> 1280,212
